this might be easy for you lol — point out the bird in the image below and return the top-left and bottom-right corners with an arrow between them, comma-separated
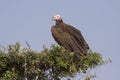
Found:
51,15 -> 89,56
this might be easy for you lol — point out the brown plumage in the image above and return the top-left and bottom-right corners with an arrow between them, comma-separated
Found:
51,15 -> 89,56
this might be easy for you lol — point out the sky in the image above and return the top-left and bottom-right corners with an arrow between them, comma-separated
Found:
0,0 -> 120,80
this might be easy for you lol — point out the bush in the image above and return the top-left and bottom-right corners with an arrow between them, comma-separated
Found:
0,43 -> 111,80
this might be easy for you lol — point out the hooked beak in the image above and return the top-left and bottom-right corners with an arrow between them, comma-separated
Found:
51,17 -> 55,21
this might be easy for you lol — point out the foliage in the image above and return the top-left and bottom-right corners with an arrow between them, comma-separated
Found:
0,43 -> 111,80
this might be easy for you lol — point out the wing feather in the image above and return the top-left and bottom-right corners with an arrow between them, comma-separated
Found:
51,23 -> 89,55
62,23 -> 89,50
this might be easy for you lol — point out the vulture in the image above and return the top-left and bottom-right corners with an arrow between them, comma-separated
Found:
51,15 -> 89,56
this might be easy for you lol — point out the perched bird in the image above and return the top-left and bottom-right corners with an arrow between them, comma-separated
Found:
51,15 -> 89,56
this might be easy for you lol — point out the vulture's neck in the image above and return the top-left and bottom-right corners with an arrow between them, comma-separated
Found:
56,20 -> 63,25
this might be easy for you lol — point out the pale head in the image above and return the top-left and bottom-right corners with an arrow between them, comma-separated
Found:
52,15 -> 62,21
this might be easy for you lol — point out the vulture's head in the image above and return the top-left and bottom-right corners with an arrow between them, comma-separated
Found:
52,15 -> 63,23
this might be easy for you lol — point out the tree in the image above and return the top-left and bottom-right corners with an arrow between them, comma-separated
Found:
0,43 -> 111,80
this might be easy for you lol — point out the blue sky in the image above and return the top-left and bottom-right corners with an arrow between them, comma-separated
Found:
0,0 -> 120,80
